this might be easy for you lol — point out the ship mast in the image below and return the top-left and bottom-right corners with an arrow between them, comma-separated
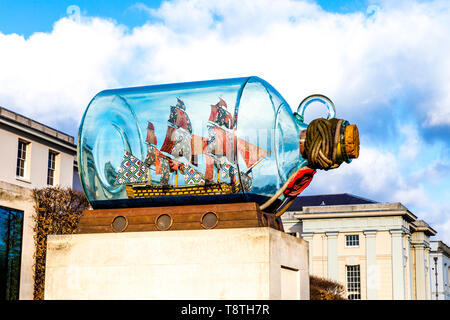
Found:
145,121 -> 158,185
159,97 -> 193,186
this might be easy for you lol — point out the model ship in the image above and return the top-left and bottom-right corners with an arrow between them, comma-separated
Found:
113,97 -> 266,199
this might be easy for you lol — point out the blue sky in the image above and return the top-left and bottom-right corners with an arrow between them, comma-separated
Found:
0,0 -> 449,242
0,0 -> 370,36
0,1 -> 161,36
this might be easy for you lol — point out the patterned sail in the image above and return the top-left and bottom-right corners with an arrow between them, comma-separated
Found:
184,163 -> 206,185
115,97 -> 265,192
169,98 -> 193,133
205,98 -> 267,190
145,119 -> 186,185
208,97 -> 234,129
114,151 -> 148,185
160,98 -> 193,162
204,98 -> 236,182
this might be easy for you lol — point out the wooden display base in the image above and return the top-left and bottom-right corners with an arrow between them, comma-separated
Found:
76,202 -> 283,234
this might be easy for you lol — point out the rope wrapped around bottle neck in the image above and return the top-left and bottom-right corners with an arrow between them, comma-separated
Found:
303,118 -> 345,170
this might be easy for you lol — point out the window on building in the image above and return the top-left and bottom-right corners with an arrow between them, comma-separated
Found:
0,206 -> 24,300
47,150 -> 57,186
16,140 -> 28,178
346,265 -> 361,300
345,234 -> 359,247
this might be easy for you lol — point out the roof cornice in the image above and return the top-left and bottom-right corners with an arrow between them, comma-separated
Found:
0,111 -> 76,153
294,203 -> 417,222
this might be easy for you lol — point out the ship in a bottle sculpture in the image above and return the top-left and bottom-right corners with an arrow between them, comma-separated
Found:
77,76 -> 359,228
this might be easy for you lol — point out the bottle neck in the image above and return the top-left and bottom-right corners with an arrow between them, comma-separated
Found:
299,119 -> 359,169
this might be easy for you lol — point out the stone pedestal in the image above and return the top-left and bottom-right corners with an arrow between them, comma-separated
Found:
44,227 -> 309,300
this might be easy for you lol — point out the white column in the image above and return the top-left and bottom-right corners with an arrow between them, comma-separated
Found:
326,231 -> 339,281
302,232 -> 314,275
425,245 -> 431,300
445,263 -> 448,299
431,255 -> 439,300
413,243 -> 427,300
444,266 -> 450,300
364,230 -> 378,299
390,229 -> 405,300
407,235 -> 413,300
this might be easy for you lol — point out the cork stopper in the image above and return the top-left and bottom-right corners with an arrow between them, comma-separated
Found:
344,124 -> 360,159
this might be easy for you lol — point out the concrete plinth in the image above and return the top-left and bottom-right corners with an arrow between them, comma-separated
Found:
44,227 -> 309,300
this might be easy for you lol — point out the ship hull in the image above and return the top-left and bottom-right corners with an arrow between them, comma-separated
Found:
125,182 -> 240,198
89,193 -> 282,211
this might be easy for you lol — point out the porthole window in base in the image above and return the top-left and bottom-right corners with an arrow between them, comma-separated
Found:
156,214 -> 172,230
201,212 -> 218,229
111,216 -> 128,232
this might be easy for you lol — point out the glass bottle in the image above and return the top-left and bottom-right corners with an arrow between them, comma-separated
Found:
78,76 -> 357,211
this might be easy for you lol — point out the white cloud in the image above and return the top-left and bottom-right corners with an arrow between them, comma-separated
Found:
1,0 -> 449,128
305,144 -> 404,198
1,0 -> 450,241
0,17 -> 128,127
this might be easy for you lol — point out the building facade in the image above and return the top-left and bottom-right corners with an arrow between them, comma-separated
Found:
282,194 -> 438,300
430,241 -> 450,300
0,106 -> 77,300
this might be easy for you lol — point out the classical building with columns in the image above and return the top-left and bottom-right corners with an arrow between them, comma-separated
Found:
282,193 -> 438,300
430,241 -> 450,300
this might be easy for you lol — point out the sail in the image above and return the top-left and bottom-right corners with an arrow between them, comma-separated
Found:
202,98 -> 236,182
206,126 -> 234,158
184,163 -> 205,185
149,98 -> 193,185
236,137 -> 267,169
190,98 -> 233,157
146,136 -> 185,185
114,151 -> 148,185
170,128 -> 192,161
160,126 -> 176,154
114,97 -> 262,192
145,121 -> 157,145
191,134 -> 208,156
160,98 -> 193,161
206,99 -> 235,155
144,119 -> 186,185
205,98 -> 267,190
208,97 -> 234,129
169,98 -> 193,133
